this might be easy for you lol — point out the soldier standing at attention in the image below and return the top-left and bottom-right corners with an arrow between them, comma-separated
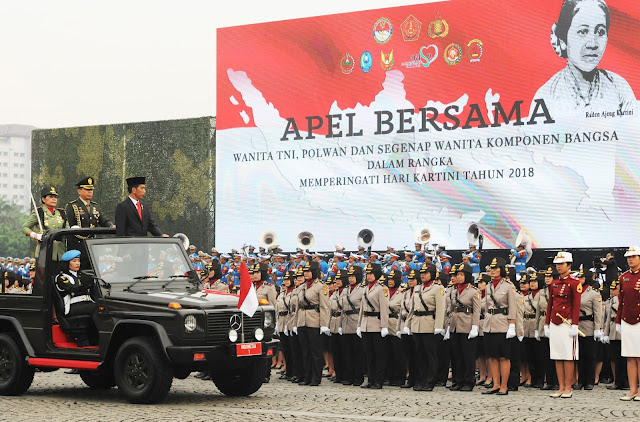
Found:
358,262 -> 390,389
576,267 -> 604,390
482,257 -> 517,396
22,186 -> 69,263
65,176 -> 114,246
385,269 -> 405,386
544,252 -> 581,399
340,266 -> 364,386
399,269 -> 419,389
603,279 -> 627,390
615,246 -> 640,401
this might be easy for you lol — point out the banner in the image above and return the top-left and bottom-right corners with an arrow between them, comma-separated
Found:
216,0 -> 640,251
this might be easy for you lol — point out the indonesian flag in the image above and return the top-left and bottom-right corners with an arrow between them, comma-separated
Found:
238,261 -> 258,317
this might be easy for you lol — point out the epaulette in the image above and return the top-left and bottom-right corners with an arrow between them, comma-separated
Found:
57,208 -> 66,211
90,200 -> 98,204
67,199 -> 78,204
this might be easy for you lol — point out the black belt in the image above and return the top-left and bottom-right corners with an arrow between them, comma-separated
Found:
611,317 -> 616,322
344,309 -> 359,315
389,311 -> 399,319
524,313 -> 536,319
302,304 -> 319,312
278,311 -> 288,316
455,305 -> 472,315
331,311 -> 341,317
488,308 -> 508,315
579,314 -> 594,321
364,311 -> 380,318
415,310 -> 435,317
540,311 -> 546,316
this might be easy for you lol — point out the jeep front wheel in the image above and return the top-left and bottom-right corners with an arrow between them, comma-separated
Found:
211,358 -> 265,396
0,333 -> 34,396
114,337 -> 173,404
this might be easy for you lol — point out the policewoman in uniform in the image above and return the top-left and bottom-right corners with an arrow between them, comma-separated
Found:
276,272 -> 291,379
615,246 -> 640,401
398,269 -> 419,388
406,263 -> 445,391
22,186 -> 70,261
527,272 -> 544,388
286,269 -> 303,382
476,273 -> 491,387
339,265 -> 364,386
603,279 -> 627,390
534,267 -> 558,390
253,263 -> 277,308
522,273 -> 538,387
296,261 -> 329,386
482,257 -> 517,396
358,262 -> 390,389
576,268 -> 604,390
55,250 -> 97,346
544,252 -> 581,398
448,263 -> 481,391
328,274 -> 345,383
385,269 -> 405,386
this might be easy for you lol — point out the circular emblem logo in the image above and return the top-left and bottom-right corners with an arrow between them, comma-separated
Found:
428,13 -> 449,38
229,314 -> 241,330
373,18 -> 393,44
360,51 -> 372,73
340,53 -> 355,74
444,43 -> 462,66
467,39 -> 483,62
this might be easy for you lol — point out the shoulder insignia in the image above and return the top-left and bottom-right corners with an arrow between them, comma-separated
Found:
576,283 -> 583,294
521,297 -> 524,305
323,286 -> 328,295
440,287 -> 445,296
60,275 -> 69,283
477,293 -> 481,300
90,200 -> 98,204
598,295 -> 601,302
57,207 -> 65,211
68,199 -> 77,204
383,287 -> 389,297
513,287 -> 517,293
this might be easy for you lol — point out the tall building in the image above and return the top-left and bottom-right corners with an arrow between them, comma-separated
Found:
0,124 -> 35,211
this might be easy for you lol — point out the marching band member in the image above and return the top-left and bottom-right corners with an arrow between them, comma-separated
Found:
545,252 -> 581,398
615,246 -> 640,401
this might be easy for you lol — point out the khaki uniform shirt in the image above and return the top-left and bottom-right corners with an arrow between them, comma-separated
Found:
358,282 -> 390,332
387,288 -> 403,332
604,295 -> 620,341
329,289 -> 343,334
448,284 -> 481,334
204,279 -> 229,293
256,282 -> 277,308
578,285 -> 604,336
515,291 -> 525,338
407,282 -> 446,334
276,290 -> 288,331
285,287 -> 298,331
397,288 -> 414,333
296,280 -> 330,328
523,291 -> 537,338
533,286 -> 550,338
22,206 -> 69,260
478,295 -> 487,336
483,278 -> 517,333
341,284 -> 363,334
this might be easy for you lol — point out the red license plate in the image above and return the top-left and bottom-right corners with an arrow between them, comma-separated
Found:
236,342 -> 262,356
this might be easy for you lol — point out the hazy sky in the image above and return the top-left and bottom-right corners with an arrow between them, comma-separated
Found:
1,0 -> 438,129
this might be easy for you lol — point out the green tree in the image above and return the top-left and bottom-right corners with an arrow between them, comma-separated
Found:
0,199 -> 30,257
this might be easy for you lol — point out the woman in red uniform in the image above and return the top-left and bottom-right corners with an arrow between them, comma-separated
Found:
544,252 -> 581,398
615,246 -> 640,401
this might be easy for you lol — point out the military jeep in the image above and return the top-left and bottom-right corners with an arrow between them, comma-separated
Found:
0,228 -> 277,403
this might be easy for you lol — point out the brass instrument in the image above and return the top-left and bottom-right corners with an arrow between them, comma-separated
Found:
357,229 -> 374,249
296,231 -> 315,250
555,313 -> 586,337
259,230 -> 279,250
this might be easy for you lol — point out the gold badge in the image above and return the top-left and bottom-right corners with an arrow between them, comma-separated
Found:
427,12 -> 449,38
323,287 -> 328,295
576,283 -> 583,294
440,287 -> 445,296
383,288 -> 389,297
88,178 -> 93,184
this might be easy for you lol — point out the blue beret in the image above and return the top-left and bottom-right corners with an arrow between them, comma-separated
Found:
61,250 -> 81,262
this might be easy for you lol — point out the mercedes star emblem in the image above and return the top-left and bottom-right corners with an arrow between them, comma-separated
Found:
230,314 -> 242,330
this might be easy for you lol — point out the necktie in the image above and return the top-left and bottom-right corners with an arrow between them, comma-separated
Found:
136,201 -> 143,221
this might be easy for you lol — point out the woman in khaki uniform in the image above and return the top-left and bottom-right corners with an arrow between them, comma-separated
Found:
385,269 -> 405,386
287,268 -> 304,382
476,273 -> 491,387
340,266 -> 364,386
603,280 -> 627,389
276,272 -> 292,379
521,274 -> 536,387
398,269 -> 418,388
328,275 -> 344,383
576,268 -> 604,390
533,267 -> 558,390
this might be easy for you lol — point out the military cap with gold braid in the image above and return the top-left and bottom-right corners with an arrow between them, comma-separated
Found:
40,186 -> 58,197
75,176 -> 95,190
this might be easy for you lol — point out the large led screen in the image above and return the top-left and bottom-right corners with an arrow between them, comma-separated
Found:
216,0 -> 640,251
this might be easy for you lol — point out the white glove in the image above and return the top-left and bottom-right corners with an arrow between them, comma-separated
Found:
381,327 -> 389,338
403,326 -> 411,335
443,326 -> 450,341
320,326 -> 330,336
468,325 -> 478,339
338,327 -> 343,335
396,330 -> 402,339
535,330 -> 540,341
569,325 -> 578,337
544,325 -> 550,338
29,232 -> 42,242
356,327 -> 362,338
594,329 -> 603,341
518,335 -> 524,342
434,328 -> 445,336
616,323 -> 622,334
293,326 -> 298,335
284,326 -> 289,336
274,324 -> 279,336
506,323 -> 516,339
602,335 -> 610,344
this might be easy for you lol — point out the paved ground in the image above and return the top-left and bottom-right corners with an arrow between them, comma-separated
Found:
2,369 -> 639,422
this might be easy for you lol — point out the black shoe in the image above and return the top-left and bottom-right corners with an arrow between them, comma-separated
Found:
524,383 -> 533,388
328,376 -> 335,381
483,382 -> 494,389
383,380 -> 390,386
450,384 -> 462,391
541,384 -> 554,390
508,386 -> 518,391
322,373 -> 332,378
201,374 -> 211,380
584,384 -> 594,390
401,382 -> 415,389
263,377 -> 270,383
279,374 -> 288,380
194,372 -> 206,379
482,389 -> 499,394
389,381 -> 404,387
460,385 -> 474,392
532,384 -> 543,389
342,380 -> 352,385
435,381 -> 447,387
423,385 -> 434,391
353,379 -> 364,386
476,379 -> 486,386
309,382 -> 320,386
370,384 -> 382,389
65,369 -> 80,375
496,390 -> 509,396
361,383 -> 372,389
413,384 -> 425,391
299,380 -> 310,385
573,383 -> 583,390
289,377 -> 298,383
606,384 -> 622,390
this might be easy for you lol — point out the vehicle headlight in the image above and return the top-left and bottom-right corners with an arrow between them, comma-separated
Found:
184,315 -> 197,333
228,329 -> 238,342
254,328 -> 264,341
263,311 -> 274,328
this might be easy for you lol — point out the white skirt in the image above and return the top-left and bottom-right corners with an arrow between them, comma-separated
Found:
549,323 -> 579,361
621,321 -> 640,357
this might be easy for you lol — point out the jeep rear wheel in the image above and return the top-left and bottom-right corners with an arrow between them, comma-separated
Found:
114,337 -> 173,404
80,368 -> 116,389
212,358 -> 265,396
0,333 -> 34,396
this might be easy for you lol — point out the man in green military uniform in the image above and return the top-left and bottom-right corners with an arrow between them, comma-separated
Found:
22,186 -> 70,261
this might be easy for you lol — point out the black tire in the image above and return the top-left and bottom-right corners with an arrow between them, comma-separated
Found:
212,358 -> 265,396
113,337 -> 173,404
0,333 -> 35,396
80,368 -> 116,389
